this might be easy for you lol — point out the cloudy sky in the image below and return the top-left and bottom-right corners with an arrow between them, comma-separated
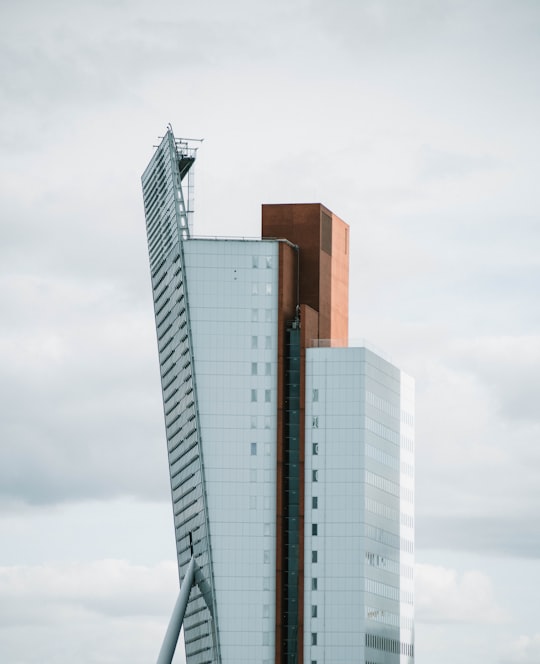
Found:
1,0 -> 539,662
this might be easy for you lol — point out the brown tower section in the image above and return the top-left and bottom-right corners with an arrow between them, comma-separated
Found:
262,203 -> 349,345
262,204 -> 350,664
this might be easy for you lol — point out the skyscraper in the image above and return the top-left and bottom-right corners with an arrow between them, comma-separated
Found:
142,129 -> 414,664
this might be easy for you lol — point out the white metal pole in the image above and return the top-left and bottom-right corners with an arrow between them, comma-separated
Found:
156,556 -> 197,664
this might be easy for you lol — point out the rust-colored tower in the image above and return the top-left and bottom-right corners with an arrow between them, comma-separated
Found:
262,203 -> 350,664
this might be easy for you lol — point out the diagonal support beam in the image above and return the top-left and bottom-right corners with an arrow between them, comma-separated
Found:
156,557 -> 197,664
155,555 -> 215,664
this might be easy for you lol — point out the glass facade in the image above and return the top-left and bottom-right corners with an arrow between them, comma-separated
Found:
182,239 -> 279,663
304,347 -> 414,663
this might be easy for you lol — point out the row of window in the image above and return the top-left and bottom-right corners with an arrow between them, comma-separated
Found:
250,416 -> 272,429
252,255 -> 273,268
309,489 -> 414,551
365,416 -> 399,446
365,633 -> 414,657
310,389 -> 413,429
401,460 -> 414,477
365,606 -> 398,628
365,497 -> 398,523
365,519 -> 413,555
366,551 -> 414,579
365,443 -> 399,471
366,390 -> 400,420
311,438 -> 414,483
251,282 -> 273,295
312,415 -> 414,455
365,390 -> 415,427
401,434 -> 414,452
365,578 -> 413,604
251,362 -> 272,376
365,551 -> 399,575
251,389 -> 272,403
401,486 -> 414,503
251,308 -> 273,323
365,470 -> 400,499
364,524 -> 398,550
401,512 -> 414,528
244,494 -> 273,512
310,575 -> 412,606
365,497 -> 414,529
250,442 -> 272,457
366,607 -> 413,631
365,578 -> 399,602
310,634 -> 414,657
251,335 -> 273,349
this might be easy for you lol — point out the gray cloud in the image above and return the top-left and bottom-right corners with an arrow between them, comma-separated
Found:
500,634 -> 540,664
417,145 -> 497,180
0,559 -> 183,664
418,515 -> 540,559
416,563 -> 508,624
450,336 -> 540,423
1,1 -> 540,662
0,273 -> 168,506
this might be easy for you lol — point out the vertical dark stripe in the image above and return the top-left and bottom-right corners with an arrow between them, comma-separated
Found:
283,322 -> 301,662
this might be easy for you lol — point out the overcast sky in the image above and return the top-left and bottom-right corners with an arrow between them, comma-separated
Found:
1,1 -> 539,662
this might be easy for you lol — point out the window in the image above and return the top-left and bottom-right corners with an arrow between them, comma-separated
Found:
266,256 -> 272,268
265,389 -> 271,403
312,497 -> 318,509
252,309 -> 259,322
312,524 -> 318,536
311,578 -> 317,590
251,336 -> 258,349
311,633 -> 317,646
249,496 -> 257,509
252,256 -> 259,268
312,443 -> 319,455
265,308 -> 272,322
312,416 -> 319,428
265,362 -> 271,375
265,335 -> 271,349
263,604 -> 269,618
250,470 -> 257,482
252,283 -> 259,295
264,416 -> 270,429
312,389 -> 319,402
251,362 -> 258,375
311,605 -> 317,618
265,283 -> 272,295
250,442 -> 257,455
250,416 -> 257,429
251,389 -> 258,402
312,470 -> 318,482
263,550 -> 270,563
312,550 -> 318,563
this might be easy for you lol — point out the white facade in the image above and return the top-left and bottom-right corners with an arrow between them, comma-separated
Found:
183,239 -> 279,662
304,347 -> 414,663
